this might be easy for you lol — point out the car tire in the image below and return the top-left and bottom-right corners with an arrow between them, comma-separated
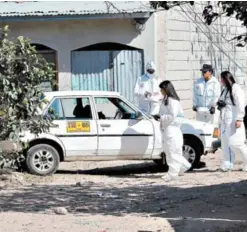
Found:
183,137 -> 202,170
26,144 -> 60,176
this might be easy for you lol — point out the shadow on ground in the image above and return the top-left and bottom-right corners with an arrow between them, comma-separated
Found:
0,176 -> 247,232
57,162 -> 168,177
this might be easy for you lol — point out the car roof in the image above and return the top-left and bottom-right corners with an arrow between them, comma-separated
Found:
44,90 -> 121,100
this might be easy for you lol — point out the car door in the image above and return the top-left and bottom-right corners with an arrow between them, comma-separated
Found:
94,96 -> 154,157
46,96 -> 98,156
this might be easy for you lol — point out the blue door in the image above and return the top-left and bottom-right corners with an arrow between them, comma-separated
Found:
71,50 -> 143,103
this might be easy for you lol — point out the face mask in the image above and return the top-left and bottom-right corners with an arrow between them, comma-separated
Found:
146,70 -> 155,78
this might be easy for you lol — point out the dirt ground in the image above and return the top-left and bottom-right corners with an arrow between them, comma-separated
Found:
0,152 -> 247,232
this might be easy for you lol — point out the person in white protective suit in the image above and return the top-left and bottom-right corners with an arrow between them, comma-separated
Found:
158,80 -> 191,181
134,61 -> 160,115
193,64 -> 221,125
217,71 -> 247,171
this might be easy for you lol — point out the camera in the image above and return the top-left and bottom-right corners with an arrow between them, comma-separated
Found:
153,114 -> 160,121
217,100 -> 226,111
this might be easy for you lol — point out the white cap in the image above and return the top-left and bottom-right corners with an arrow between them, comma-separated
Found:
146,61 -> 156,71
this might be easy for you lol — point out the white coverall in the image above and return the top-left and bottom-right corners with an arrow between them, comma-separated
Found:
219,83 -> 247,170
193,76 -> 221,125
159,97 -> 191,178
134,62 -> 160,115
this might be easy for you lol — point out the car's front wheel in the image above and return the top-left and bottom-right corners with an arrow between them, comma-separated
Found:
183,137 -> 202,169
26,144 -> 60,176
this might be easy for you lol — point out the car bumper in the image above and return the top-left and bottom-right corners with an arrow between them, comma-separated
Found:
204,139 -> 221,155
212,139 -> 221,150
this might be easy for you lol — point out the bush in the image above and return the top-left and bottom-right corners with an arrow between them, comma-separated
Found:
0,26 -> 54,170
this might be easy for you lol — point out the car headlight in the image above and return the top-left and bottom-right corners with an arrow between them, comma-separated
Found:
213,128 -> 220,138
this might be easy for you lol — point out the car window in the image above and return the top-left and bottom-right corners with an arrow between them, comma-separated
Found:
61,97 -> 93,119
94,97 -> 137,120
46,98 -> 64,120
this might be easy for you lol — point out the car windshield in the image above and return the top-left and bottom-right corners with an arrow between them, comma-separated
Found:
117,98 -> 153,119
141,111 -> 153,119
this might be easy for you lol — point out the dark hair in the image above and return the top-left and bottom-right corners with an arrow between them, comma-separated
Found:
159,80 -> 180,105
221,71 -> 236,105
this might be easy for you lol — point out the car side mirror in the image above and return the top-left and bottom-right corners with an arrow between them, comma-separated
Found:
44,107 -> 57,120
48,107 -> 54,114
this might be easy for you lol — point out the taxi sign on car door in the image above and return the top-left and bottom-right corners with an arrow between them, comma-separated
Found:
67,121 -> 90,133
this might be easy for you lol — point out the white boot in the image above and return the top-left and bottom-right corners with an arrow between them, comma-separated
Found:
220,161 -> 234,172
179,162 -> 191,176
161,173 -> 178,182
220,167 -> 233,172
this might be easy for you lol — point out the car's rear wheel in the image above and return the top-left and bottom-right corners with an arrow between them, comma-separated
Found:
26,144 -> 60,176
183,137 -> 202,169
153,137 -> 202,170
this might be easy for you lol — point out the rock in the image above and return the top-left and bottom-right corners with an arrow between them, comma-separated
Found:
0,172 -> 26,188
76,182 -> 83,187
96,192 -> 103,197
0,140 -> 22,153
0,169 -> 12,175
0,174 -> 9,181
10,172 -> 25,185
76,181 -> 94,186
53,207 -> 68,215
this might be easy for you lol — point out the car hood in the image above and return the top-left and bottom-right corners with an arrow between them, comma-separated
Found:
181,118 -> 216,135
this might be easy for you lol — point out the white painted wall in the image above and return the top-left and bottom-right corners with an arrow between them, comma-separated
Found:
157,2 -> 247,118
1,15 -> 156,90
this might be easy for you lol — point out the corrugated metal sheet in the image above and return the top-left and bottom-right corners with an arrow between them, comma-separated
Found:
71,51 -> 111,91
71,50 -> 143,103
0,1 -> 153,17
113,50 -> 142,102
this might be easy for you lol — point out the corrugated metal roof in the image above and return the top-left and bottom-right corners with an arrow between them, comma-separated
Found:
0,1 -> 153,17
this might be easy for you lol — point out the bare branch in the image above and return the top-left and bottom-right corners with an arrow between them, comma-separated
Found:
104,1 -> 122,14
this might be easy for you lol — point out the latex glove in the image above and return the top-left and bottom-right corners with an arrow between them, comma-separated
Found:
144,91 -> 151,98
153,114 -> 160,121
209,106 -> 215,115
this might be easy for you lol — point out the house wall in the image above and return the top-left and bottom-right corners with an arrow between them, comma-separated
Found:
157,2 -> 247,118
1,15 -> 156,91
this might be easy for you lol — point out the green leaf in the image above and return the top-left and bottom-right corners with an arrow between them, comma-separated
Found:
0,26 -> 53,169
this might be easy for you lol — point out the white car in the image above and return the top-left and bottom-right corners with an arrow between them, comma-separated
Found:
21,91 -> 219,176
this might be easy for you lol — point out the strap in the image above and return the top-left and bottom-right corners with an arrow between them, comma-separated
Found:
220,88 -> 228,100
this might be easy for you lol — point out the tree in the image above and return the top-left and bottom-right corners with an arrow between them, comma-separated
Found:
150,1 -> 247,46
0,26 -> 54,169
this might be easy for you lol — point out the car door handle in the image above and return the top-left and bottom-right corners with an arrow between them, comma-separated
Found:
100,124 -> 111,128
